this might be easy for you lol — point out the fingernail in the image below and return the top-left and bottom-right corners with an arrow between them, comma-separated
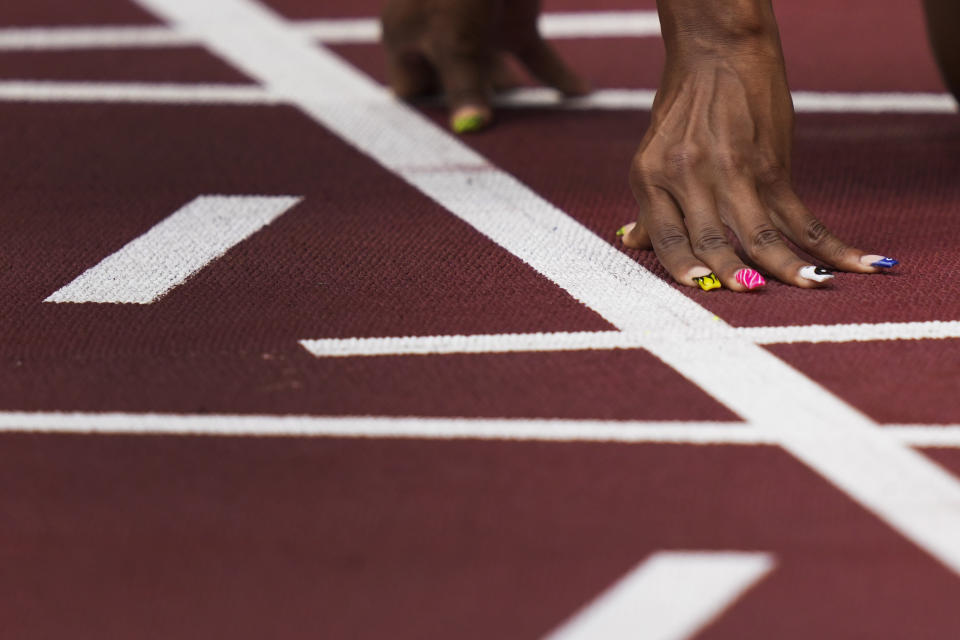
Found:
453,107 -> 487,133
860,255 -> 899,268
735,268 -> 766,290
693,273 -> 722,291
616,222 -> 635,238
800,265 -> 834,283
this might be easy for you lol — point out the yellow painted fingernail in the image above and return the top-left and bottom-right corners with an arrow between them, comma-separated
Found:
616,225 -> 626,237
452,114 -> 485,134
693,273 -> 721,291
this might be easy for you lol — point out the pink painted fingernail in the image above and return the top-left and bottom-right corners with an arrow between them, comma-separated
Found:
735,268 -> 766,290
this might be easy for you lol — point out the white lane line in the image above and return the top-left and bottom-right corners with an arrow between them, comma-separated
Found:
0,413 -> 760,443
299,320 -> 960,357
884,426 -> 960,448
300,331 -> 630,357
545,551 -> 775,640
134,0 -> 960,576
46,195 -> 301,304
293,17 -> 380,43
0,24 -> 191,50
0,12 -> 661,50
495,87 -> 960,114
740,320 -> 960,344
296,12 -> 662,42
2,412 -> 960,448
0,81 -> 954,117
0,81 -> 276,104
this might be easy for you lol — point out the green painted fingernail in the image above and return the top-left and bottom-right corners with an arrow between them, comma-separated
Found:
616,226 -> 626,237
453,114 -> 485,134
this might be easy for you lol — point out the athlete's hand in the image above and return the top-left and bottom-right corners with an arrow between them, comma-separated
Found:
381,0 -> 590,133
621,3 -> 897,291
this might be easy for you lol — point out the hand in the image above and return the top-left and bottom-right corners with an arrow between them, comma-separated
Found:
381,0 -> 590,133
622,5 -> 896,290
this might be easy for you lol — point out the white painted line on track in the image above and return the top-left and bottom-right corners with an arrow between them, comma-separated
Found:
46,195 -> 301,304
883,426 -> 960,448
0,81 -> 276,104
130,0 -> 960,578
299,320 -> 960,357
739,320 -> 960,344
300,331 -> 631,357
1,80 -> 952,116
0,413 -> 760,443
546,551 -> 774,640
2,412 -> 960,448
0,24 -> 191,50
495,87 -> 960,114
0,12 -> 660,50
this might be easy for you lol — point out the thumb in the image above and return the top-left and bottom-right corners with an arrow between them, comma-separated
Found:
618,221 -> 652,249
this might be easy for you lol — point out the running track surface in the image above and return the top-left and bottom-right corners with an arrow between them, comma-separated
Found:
2,1 -> 960,638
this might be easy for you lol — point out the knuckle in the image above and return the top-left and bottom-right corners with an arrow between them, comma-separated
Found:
662,143 -> 703,178
652,224 -> 690,252
755,160 -> 788,186
629,155 -> 657,187
802,217 -> 830,246
748,224 -> 784,252
694,225 -> 730,253
714,150 -> 746,176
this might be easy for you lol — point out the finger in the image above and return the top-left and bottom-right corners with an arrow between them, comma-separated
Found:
618,221 -> 652,249
638,189 -> 719,290
429,47 -> 494,133
719,181 -> 822,288
491,54 -> 523,92
680,192 -> 765,292
512,37 -> 591,96
385,50 -> 439,100
766,183 -> 899,274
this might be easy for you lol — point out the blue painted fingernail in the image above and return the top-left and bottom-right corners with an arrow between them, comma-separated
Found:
861,255 -> 898,268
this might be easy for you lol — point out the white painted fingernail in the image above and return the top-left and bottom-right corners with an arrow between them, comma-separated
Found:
799,265 -> 834,283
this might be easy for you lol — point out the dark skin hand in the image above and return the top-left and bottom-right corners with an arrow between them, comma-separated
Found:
380,0 -> 590,133
621,0 -> 895,291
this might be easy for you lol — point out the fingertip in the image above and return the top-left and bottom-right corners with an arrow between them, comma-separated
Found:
687,266 -> 722,291
859,254 -> 899,270
619,221 -> 653,249
732,268 -> 766,292
797,265 -> 835,287
451,105 -> 491,133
